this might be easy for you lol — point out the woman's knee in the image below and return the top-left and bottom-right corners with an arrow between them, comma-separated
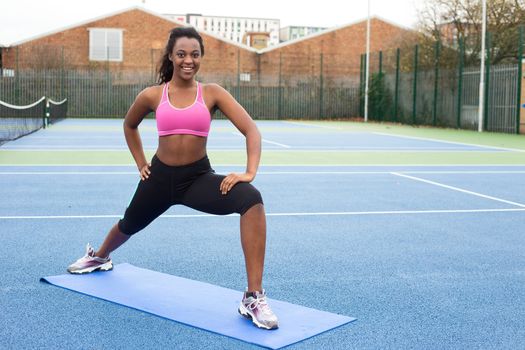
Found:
237,184 -> 264,215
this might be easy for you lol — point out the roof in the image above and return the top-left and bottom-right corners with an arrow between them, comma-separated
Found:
259,15 -> 415,54
4,9 -> 414,55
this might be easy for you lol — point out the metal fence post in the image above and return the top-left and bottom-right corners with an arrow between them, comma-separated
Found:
412,44 -> 419,124
359,54 -> 364,116
319,53 -> 324,119
516,26 -> 523,134
378,50 -> 383,121
278,52 -> 282,119
150,49 -> 155,82
394,48 -> 400,122
433,41 -> 440,126
61,46 -> 65,99
15,47 -> 20,104
457,38 -> 464,128
484,32 -> 491,131
106,46 -> 111,117
237,49 -> 241,100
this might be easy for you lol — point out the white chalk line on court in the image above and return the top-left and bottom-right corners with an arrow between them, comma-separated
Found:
391,172 -> 525,208
2,208 -> 524,220
282,121 -> 343,130
231,131 -> 291,148
373,132 -> 525,153
261,140 -> 292,148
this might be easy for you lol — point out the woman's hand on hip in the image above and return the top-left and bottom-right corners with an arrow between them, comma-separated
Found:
139,163 -> 151,181
220,172 -> 254,195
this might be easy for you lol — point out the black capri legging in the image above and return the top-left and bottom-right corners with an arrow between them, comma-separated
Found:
118,154 -> 263,235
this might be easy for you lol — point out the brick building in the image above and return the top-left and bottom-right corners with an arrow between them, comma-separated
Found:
258,18 -> 413,86
0,7 -> 257,79
0,7 -> 413,86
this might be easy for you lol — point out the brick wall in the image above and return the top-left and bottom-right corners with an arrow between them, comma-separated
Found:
259,19 -> 413,86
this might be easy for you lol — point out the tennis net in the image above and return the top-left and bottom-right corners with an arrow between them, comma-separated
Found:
0,97 -> 46,144
47,98 -> 68,125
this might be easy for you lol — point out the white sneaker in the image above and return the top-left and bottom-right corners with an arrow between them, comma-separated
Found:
67,243 -> 113,274
238,289 -> 279,330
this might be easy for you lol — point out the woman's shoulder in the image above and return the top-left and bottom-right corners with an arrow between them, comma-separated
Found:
201,82 -> 222,93
141,84 -> 163,98
201,82 -> 231,100
135,84 -> 163,106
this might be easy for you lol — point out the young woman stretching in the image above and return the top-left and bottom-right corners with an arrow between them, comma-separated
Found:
67,27 -> 278,330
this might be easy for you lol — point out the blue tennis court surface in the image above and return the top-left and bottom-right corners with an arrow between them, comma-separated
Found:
1,119 -> 508,151
1,119 -> 525,349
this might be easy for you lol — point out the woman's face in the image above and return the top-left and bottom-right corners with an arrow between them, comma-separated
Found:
169,37 -> 202,81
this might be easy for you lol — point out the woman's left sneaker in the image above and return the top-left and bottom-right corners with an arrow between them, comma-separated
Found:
238,289 -> 279,330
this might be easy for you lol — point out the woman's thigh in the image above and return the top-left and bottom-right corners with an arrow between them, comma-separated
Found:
181,172 -> 263,216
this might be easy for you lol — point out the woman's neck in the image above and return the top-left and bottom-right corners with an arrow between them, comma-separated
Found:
169,77 -> 196,88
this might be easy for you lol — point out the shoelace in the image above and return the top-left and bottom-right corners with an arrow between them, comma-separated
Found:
245,296 -> 273,316
82,246 -> 109,262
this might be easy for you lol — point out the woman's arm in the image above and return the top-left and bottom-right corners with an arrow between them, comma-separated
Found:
206,84 -> 261,194
123,87 -> 156,180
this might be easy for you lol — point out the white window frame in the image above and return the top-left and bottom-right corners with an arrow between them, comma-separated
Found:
88,28 -> 123,62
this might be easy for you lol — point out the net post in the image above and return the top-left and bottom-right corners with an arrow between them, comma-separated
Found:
44,98 -> 48,129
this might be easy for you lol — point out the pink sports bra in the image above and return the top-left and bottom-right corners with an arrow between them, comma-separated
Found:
155,82 -> 211,137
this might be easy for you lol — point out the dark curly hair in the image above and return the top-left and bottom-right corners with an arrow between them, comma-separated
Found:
157,27 -> 205,84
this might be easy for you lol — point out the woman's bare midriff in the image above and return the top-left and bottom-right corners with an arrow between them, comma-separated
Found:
156,134 -> 207,166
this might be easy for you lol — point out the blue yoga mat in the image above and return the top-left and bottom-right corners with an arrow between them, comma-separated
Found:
41,263 -> 356,349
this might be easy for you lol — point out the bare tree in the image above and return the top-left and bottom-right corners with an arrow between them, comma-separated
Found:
416,0 -> 525,65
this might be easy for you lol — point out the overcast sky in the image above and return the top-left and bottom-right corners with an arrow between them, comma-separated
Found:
0,0 -> 422,45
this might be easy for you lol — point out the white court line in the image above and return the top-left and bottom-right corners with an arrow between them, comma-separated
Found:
261,139 -> 291,148
1,208 -> 524,220
2,170 -> 525,175
231,131 -> 291,148
391,172 -> 525,208
283,121 -> 343,130
373,132 -> 525,152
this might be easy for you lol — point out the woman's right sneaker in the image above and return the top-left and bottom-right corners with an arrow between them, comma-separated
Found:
67,243 -> 113,274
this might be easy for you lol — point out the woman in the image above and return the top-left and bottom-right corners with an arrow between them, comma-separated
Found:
67,27 -> 278,330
